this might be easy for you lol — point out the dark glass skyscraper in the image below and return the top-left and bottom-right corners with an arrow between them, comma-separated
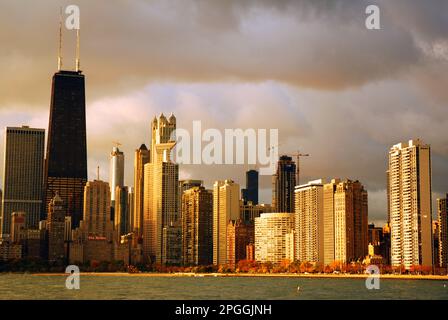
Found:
44,70 -> 87,229
242,169 -> 259,205
272,155 -> 296,213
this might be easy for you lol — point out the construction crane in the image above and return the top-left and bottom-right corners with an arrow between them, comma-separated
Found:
288,151 -> 310,186
270,144 -> 310,185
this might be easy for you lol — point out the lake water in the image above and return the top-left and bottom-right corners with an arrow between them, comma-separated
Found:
0,274 -> 447,300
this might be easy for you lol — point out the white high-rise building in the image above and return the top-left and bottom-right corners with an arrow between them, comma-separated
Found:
109,146 -> 124,205
294,179 -> 324,264
388,139 -> 433,269
255,212 -> 294,264
213,180 -> 240,265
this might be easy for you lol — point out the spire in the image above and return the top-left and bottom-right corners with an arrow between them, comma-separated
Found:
57,7 -> 63,71
97,165 -> 100,180
75,28 -> 80,71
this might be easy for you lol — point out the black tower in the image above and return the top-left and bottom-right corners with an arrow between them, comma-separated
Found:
242,169 -> 259,205
272,155 -> 296,213
43,70 -> 87,229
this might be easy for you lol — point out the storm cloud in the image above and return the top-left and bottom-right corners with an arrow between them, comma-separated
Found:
0,0 -> 447,224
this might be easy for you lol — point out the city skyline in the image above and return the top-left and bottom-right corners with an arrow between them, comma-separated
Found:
0,1 -> 448,228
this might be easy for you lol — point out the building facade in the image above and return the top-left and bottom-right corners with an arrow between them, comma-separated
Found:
255,213 -> 294,264
47,194 -> 66,262
110,146 -> 124,208
143,113 -> 180,265
133,144 -> 150,239
213,180 -> 240,265
115,186 -> 130,240
242,169 -> 259,205
437,195 -> 448,268
181,186 -> 213,266
227,219 -> 254,268
294,179 -> 324,264
81,180 -> 114,240
240,202 -> 272,224
389,140 -> 433,269
1,126 -> 45,236
322,179 -> 368,265
272,156 -> 296,213
44,70 -> 88,229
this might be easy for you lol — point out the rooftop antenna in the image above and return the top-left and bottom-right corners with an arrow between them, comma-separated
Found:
97,166 -> 100,181
75,28 -> 80,71
57,7 -> 63,71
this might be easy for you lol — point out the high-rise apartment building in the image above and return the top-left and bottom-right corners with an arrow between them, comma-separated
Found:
1,126 -> 45,235
255,213 -> 294,264
389,139 -> 433,269
47,194 -> 66,262
181,186 -> 213,266
322,179 -> 339,266
322,179 -> 368,265
242,170 -> 259,205
272,156 -> 296,213
44,70 -> 88,229
143,113 -> 179,264
133,144 -> 149,239
213,180 -> 240,265
437,195 -> 448,268
334,179 -> 368,263
294,179 -> 324,264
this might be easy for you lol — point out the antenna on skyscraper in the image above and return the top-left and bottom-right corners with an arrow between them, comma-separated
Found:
57,7 -> 63,71
97,166 -> 100,180
75,28 -> 80,71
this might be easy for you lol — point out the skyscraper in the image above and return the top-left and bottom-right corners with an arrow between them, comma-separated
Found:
1,126 -> 45,236
80,180 -> 113,240
389,139 -> 433,269
143,113 -> 179,264
242,170 -> 259,205
322,179 -> 368,265
213,180 -> 240,265
322,178 -> 339,266
110,147 -> 125,209
294,179 -> 324,264
272,156 -> 296,213
133,144 -> 149,238
44,70 -> 87,229
181,186 -> 213,266
437,195 -> 448,268
115,186 -> 130,239
47,194 -> 66,262
255,213 -> 294,264
334,179 -> 368,263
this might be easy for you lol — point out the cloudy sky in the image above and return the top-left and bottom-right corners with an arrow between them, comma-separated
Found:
1,0 -> 447,225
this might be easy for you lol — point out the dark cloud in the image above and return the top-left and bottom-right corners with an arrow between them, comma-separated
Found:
0,0 -> 441,107
0,0 -> 447,225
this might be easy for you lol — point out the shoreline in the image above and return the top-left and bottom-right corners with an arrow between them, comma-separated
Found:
21,272 -> 448,281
